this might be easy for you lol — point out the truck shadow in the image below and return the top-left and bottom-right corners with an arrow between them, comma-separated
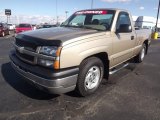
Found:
1,62 -> 59,100
1,62 -> 137,99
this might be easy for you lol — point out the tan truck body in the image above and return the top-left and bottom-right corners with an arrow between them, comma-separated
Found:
57,9 -> 151,69
10,9 -> 151,96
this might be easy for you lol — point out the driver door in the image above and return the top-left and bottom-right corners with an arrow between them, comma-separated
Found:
112,12 -> 136,66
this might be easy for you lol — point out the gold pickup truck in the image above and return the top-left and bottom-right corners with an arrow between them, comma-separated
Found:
10,9 -> 151,96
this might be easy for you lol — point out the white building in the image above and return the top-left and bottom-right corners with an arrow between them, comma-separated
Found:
132,16 -> 138,22
134,16 -> 156,29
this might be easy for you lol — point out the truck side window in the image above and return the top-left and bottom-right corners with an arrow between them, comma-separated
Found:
92,14 -> 112,25
116,12 -> 132,31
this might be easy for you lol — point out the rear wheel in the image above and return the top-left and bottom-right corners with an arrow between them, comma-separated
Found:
76,57 -> 104,96
134,44 -> 146,63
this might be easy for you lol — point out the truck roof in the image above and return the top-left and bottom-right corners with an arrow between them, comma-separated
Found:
76,8 -> 129,12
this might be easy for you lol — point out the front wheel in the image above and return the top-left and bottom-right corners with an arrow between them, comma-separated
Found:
134,44 -> 146,63
76,57 -> 104,96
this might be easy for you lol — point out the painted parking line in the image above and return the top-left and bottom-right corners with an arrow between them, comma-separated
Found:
0,36 -> 11,39
4,36 -> 11,39
0,56 -> 9,60
5,35 -> 14,39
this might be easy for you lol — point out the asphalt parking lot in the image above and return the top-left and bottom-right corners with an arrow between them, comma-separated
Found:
0,35 -> 160,120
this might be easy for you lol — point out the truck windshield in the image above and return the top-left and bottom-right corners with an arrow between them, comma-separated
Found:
62,10 -> 115,31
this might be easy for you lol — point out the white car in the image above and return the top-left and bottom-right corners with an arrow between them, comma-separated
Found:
7,24 -> 15,30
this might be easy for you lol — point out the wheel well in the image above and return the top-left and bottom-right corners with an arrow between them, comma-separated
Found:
84,52 -> 109,79
144,40 -> 149,54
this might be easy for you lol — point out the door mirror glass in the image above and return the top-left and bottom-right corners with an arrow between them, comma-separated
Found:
117,24 -> 132,33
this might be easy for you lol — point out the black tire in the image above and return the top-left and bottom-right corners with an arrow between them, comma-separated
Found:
134,44 -> 146,63
76,57 -> 104,96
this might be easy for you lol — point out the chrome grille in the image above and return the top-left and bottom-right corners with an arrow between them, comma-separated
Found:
14,39 -> 56,65
16,49 -> 34,62
14,39 -> 38,64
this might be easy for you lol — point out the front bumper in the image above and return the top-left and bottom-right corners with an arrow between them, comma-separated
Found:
9,51 -> 79,94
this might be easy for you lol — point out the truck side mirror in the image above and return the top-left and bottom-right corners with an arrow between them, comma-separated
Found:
117,24 -> 132,33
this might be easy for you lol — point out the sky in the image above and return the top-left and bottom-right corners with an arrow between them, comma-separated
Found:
0,0 -> 159,24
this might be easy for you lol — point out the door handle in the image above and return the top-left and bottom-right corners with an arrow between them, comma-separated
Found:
131,36 -> 134,40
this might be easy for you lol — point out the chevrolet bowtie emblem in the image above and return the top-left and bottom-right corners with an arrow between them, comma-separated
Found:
18,47 -> 24,53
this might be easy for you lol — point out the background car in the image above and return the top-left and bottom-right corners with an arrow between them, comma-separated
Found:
38,24 -> 57,29
0,23 -> 10,37
15,23 -> 33,34
7,24 -> 16,31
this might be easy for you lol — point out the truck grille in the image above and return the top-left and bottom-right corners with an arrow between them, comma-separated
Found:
15,38 -> 37,52
15,38 -> 37,64
16,50 -> 34,63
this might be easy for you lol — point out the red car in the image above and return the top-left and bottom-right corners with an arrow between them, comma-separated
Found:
0,23 -> 10,37
15,23 -> 33,34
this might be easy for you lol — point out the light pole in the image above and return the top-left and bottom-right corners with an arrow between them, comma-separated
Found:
56,0 -> 58,24
65,11 -> 68,19
91,0 -> 93,9
155,0 -> 160,32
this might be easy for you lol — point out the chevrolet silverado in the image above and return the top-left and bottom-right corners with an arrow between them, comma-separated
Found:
10,9 -> 151,96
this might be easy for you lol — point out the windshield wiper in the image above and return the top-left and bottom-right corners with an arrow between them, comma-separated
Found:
62,25 -> 102,31
67,25 -> 95,30
62,25 -> 80,28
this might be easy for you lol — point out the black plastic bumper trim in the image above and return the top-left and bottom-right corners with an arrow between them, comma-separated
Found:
9,50 -> 79,80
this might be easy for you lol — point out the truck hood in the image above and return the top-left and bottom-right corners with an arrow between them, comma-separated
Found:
24,27 -> 98,40
16,27 -> 99,46
24,27 -> 97,42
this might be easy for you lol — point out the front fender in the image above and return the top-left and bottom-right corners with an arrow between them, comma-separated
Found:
60,39 -> 112,69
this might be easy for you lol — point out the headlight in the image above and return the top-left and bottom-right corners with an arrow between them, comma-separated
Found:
38,46 -> 62,69
39,46 -> 58,56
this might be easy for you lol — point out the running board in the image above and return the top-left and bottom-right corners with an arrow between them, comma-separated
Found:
109,63 -> 129,75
